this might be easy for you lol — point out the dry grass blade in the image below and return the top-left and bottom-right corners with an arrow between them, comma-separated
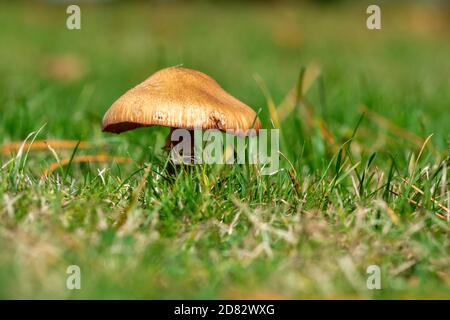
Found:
389,189 -> 446,220
416,134 -> 433,163
277,87 -> 296,120
115,165 -> 151,229
277,61 -> 321,121
279,151 -> 301,195
41,154 -> 133,179
359,105 -> 425,146
402,178 -> 450,215
301,61 -> 322,96
1,140 -> 91,155
319,119 -> 336,146
375,200 -> 400,225
232,197 -> 297,244
254,74 -> 280,128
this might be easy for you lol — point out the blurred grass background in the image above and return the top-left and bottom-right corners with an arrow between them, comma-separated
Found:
1,1 -> 449,145
0,0 -> 449,299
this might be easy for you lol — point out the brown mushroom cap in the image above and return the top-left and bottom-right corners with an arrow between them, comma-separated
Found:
102,67 -> 262,136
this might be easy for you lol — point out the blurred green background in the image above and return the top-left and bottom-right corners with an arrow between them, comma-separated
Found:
0,0 -> 449,299
1,0 -> 449,147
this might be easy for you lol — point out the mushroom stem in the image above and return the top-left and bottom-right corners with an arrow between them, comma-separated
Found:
164,127 -> 176,151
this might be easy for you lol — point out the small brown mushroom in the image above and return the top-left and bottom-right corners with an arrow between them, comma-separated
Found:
102,67 -> 261,154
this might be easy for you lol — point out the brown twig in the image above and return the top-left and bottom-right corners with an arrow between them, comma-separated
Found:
41,154 -> 132,179
1,140 -> 91,155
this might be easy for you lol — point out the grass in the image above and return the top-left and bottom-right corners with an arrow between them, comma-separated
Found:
0,1 -> 449,299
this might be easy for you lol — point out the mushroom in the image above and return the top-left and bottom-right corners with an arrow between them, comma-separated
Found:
102,67 -> 261,159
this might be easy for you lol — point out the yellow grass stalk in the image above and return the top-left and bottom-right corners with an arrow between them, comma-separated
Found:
1,140 -> 91,155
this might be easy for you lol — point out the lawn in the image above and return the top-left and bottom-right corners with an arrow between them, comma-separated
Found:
0,1 -> 449,299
